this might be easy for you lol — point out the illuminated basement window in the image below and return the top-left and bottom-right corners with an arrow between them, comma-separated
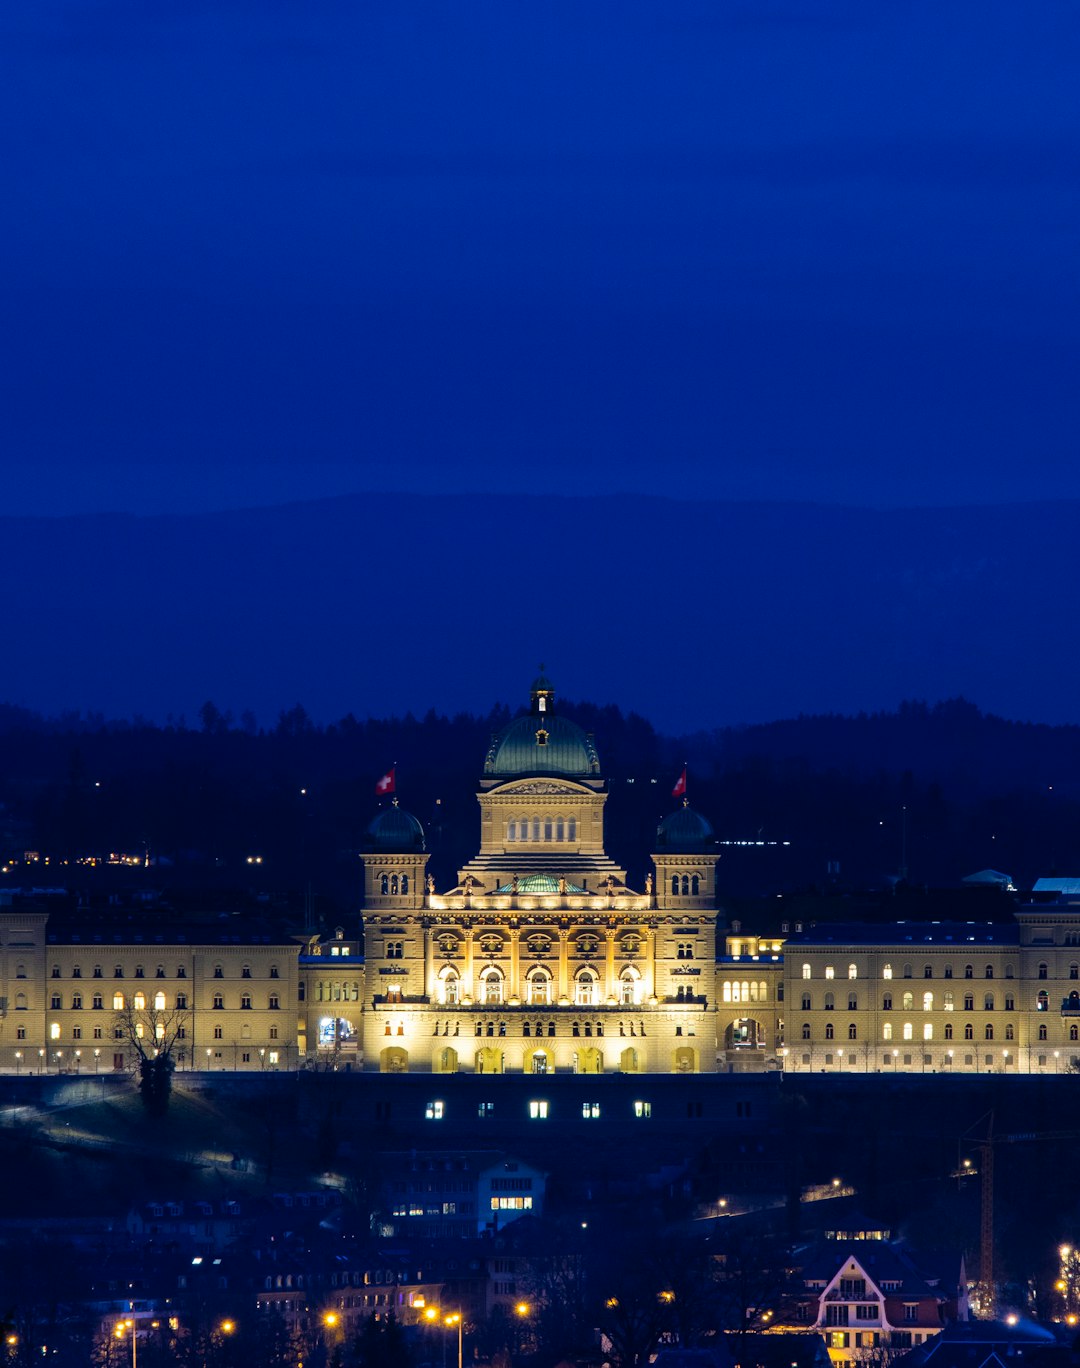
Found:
582,1102 -> 600,1119
634,1100 -> 651,1119
425,1100 -> 444,1120
528,1100 -> 549,1120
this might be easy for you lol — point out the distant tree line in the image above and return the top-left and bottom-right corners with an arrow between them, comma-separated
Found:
1,696 -> 1079,906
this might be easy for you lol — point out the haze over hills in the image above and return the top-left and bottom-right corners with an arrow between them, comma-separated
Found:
4,492 -> 1077,733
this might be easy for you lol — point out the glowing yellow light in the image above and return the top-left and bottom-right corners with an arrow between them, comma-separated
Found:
605,1297 -> 619,1309
424,1308 -> 438,1321
1061,1245 -> 1072,1259
659,1291 -> 676,1303
220,1320 -> 235,1335
323,1313 -> 338,1328
1005,1314 -> 1018,1326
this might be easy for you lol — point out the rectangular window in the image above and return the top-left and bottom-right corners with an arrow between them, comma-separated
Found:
425,1100 -> 444,1120
634,1100 -> 652,1118
241,1052 -> 251,1063
93,1026 -> 102,1039
268,1050 -> 279,1064
528,1100 -> 549,1120
582,1102 -> 600,1119
904,1305 -> 918,1323
214,1027 -> 223,1040
856,1305 -> 878,1320
72,1026 -> 82,1040
478,1101 -> 494,1119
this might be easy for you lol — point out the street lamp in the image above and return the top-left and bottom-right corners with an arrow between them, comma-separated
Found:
14,1052 -> 21,1077
445,1312 -> 463,1368
115,1317 -> 136,1368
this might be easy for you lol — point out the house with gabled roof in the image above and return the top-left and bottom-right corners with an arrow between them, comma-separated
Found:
773,1237 -> 964,1368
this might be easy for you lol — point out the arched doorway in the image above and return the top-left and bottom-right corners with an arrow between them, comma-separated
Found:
528,1048 -> 553,1075
673,1046 -> 698,1073
725,1019 -> 764,1049
573,1047 -> 603,1075
619,1046 -> 639,1073
475,1046 -> 504,1074
379,1047 -> 409,1073
434,1046 -> 458,1073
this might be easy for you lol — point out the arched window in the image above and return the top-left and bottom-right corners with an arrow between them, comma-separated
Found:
681,876 -> 690,896
944,989 -> 954,1010
801,993 -> 811,1011
1038,1023 -> 1047,1041
964,993 -> 974,1011
985,965 -> 994,979
576,970 -> 598,1007
1037,990 -> 1050,1011
1005,1023 -> 1014,1041
441,970 -> 459,1006
213,993 -> 224,1010
823,992 -> 834,1011
903,963 -> 912,979
691,875 -> 700,895
964,1023 -> 974,1040
241,994 -> 252,1010
380,875 -> 389,895
923,1023 -> 933,1041
848,964 -> 858,980
944,1022 -> 953,1040
268,994 -> 279,1009
883,964 -> 893,980
1072,964 -> 1080,980
985,1023 -> 994,1040
902,992 -> 914,1010
801,1023 -> 810,1040
114,965 -> 124,978
984,993 -> 994,1011
848,993 -> 857,1011
848,1023 -> 857,1040
943,964 -> 953,978
390,874 -> 399,896
923,992 -> 933,1011
133,992 -> 146,1010
825,965 -> 835,980
153,991 -> 166,1010
568,819 -> 576,841
825,1023 -> 834,1040
481,968 -> 503,1006
883,1023 -> 893,1041
620,968 -> 639,1006
964,964 -> 973,979
557,818 -> 565,841
528,969 -> 552,1006
113,992 -> 125,1010
902,1022 -> 913,1041
1072,1024 -> 1080,1042
1038,962 -> 1048,980
14,992 -> 26,1010
802,964 -> 811,980
883,993 -> 893,1010
402,874 -> 409,894
92,993 -> 102,1009
671,876 -> 679,896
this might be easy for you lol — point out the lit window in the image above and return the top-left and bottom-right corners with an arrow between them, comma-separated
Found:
528,1100 -> 549,1120
113,992 -> 125,1010
634,1100 -> 652,1119
49,1023 -> 60,1040
802,964 -> 811,980
582,1102 -> 600,1119
425,1100 -> 444,1120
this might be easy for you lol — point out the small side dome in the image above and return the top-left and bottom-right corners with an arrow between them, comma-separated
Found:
656,803 -> 715,852
365,801 -> 426,852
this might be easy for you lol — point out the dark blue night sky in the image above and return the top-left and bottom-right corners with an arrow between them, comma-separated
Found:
2,3 -> 1078,727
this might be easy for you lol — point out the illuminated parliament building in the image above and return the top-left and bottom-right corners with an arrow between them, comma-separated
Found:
4,674 -> 1080,1077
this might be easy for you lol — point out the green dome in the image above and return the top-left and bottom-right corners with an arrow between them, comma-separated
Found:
365,802 -> 426,852
656,804 -> 715,852
495,874 -> 588,894
484,713 -> 600,778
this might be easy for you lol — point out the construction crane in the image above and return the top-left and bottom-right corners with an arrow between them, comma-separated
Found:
961,1111 -> 1080,1317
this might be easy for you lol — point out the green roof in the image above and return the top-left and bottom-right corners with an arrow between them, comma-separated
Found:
365,803 -> 426,852
484,713 -> 599,778
495,874 -> 588,894
656,804 -> 715,852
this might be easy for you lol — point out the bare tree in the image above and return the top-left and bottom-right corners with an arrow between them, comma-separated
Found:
113,996 -> 190,1116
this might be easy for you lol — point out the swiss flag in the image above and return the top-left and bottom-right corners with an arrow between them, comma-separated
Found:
672,767 -> 687,798
375,767 -> 396,795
